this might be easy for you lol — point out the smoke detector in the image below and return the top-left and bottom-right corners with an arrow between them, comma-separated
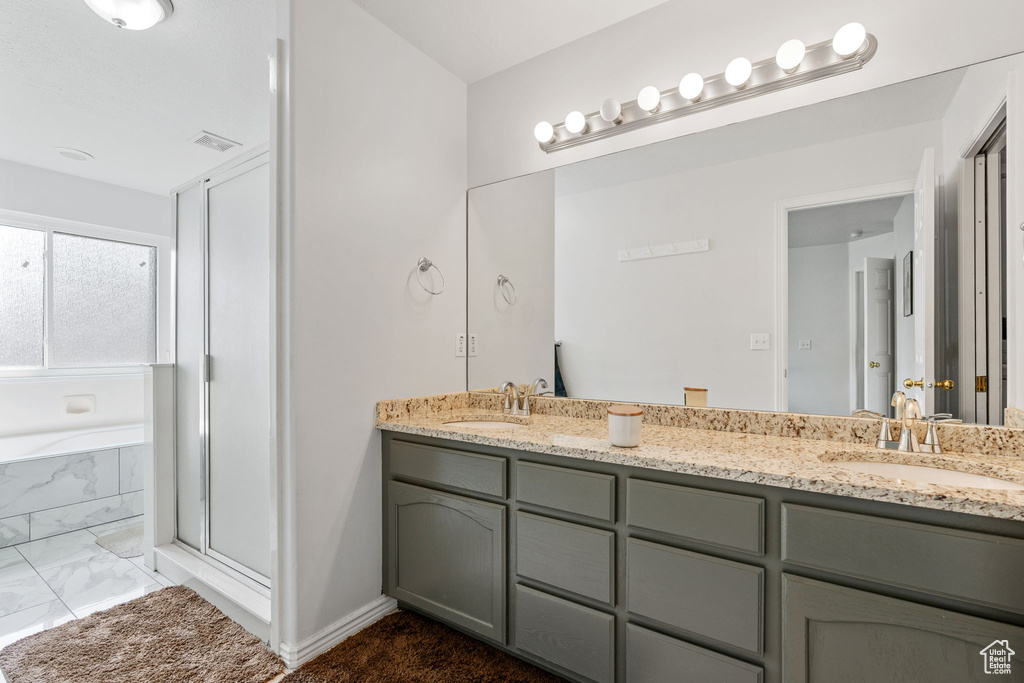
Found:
190,131 -> 242,153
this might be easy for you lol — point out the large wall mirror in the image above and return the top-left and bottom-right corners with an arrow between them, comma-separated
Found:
468,52 -> 1024,425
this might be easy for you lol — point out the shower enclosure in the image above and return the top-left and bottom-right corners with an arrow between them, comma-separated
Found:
173,150 -> 272,587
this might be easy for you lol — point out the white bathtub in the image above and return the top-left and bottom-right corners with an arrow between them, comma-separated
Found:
0,424 -> 145,464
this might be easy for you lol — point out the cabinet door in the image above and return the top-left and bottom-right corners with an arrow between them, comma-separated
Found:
388,481 -> 506,642
783,574 -> 1024,682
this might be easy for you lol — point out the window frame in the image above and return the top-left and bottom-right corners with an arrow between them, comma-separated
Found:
0,208 -> 171,378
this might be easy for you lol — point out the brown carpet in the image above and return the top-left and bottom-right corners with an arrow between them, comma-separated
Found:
282,610 -> 566,682
0,586 -> 284,683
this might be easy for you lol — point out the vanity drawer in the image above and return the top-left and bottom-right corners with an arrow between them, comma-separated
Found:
626,624 -> 763,683
516,512 -> 614,604
515,584 -> 615,683
627,538 -> 763,654
389,440 -> 506,498
517,461 -> 615,522
782,504 -> 1024,613
627,479 -> 764,555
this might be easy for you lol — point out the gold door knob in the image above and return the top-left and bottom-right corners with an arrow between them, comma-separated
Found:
904,378 -> 924,389
934,379 -> 955,391
869,361 -> 880,368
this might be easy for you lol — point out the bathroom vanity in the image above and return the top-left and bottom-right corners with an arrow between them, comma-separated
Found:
378,393 -> 1024,683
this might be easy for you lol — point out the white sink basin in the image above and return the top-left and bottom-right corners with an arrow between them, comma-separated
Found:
833,461 -> 1024,491
443,420 -> 525,430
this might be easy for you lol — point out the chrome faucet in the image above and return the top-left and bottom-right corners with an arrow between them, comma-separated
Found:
897,398 -> 922,452
891,391 -> 906,420
521,378 -> 550,416
499,381 -> 522,415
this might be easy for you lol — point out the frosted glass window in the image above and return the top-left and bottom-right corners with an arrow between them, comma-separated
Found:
51,233 -> 157,367
0,225 -> 45,368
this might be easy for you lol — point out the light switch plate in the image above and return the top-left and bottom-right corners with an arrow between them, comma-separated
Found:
751,333 -> 770,350
468,333 -> 478,357
799,339 -> 812,350
455,333 -> 466,357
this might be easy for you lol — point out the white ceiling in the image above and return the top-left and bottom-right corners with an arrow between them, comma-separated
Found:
0,0 -> 274,195
352,0 -> 670,83
789,196 -> 907,249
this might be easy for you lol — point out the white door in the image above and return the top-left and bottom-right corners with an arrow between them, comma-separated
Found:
911,148 -> 937,414
863,257 -> 894,414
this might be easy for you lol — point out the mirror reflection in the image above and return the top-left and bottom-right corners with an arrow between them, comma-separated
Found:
468,52 -> 1024,425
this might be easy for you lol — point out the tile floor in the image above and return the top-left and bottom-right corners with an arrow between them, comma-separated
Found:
0,516 -> 174,683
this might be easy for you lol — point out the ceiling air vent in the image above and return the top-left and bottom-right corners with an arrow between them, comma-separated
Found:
190,131 -> 242,153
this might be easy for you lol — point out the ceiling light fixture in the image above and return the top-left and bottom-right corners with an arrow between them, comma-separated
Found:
534,23 -> 876,152
82,0 -> 173,30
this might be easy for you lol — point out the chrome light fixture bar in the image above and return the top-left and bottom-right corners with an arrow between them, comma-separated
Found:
537,26 -> 876,153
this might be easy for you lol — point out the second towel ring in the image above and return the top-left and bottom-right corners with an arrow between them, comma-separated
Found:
417,257 -> 445,295
497,274 -> 517,305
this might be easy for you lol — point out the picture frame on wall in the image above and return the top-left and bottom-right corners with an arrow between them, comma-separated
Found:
903,251 -> 913,317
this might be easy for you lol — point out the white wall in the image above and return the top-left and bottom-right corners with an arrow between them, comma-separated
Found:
467,171 -> 555,391
892,195 -> 917,398
549,120 -> 940,411
789,243 -> 849,415
0,158 -> 172,237
467,0 -> 1024,187
279,0 -> 467,659
0,374 -> 143,438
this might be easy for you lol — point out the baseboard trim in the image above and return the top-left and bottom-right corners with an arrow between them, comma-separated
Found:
279,595 -> 398,669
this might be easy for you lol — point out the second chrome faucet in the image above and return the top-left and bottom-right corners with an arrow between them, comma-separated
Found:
500,378 -> 550,416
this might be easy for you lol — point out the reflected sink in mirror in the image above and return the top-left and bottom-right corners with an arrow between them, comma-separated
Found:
826,458 -> 1024,491
443,420 -> 526,430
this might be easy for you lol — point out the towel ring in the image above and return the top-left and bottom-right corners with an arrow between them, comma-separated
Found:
416,257 -> 445,295
497,274 -> 517,305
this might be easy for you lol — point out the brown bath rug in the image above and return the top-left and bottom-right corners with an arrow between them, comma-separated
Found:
281,610 -> 565,682
0,586 -> 284,683
94,524 -> 144,558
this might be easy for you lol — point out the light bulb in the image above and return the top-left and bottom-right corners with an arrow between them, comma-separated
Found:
725,57 -> 752,88
678,73 -> 704,101
82,0 -> 173,30
600,98 -> 622,123
637,86 -> 661,113
533,121 -> 555,144
776,39 -> 806,72
565,111 -> 588,135
832,22 -> 867,58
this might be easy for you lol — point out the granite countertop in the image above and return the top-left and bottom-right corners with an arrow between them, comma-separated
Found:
376,401 -> 1024,522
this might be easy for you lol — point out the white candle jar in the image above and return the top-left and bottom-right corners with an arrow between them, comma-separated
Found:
608,404 -> 643,447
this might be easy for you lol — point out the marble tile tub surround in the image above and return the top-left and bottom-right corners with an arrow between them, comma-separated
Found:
0,444 -> 144,547
375,392 -> 1024,521
376,391 -> 1024,460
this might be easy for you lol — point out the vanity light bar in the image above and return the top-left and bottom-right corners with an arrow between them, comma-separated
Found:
536,24 -> 877,153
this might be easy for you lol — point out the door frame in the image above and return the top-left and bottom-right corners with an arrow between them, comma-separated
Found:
775,180 -> 916,412
957,79 -> 1009,424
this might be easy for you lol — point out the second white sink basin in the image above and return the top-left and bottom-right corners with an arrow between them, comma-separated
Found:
832,460 -> 1024,491
443,420 -> 525,430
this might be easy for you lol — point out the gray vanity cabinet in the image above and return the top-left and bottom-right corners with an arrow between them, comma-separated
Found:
783,575 -> 1024,682
383,432 -> 1024,683
386,480 -> 506,642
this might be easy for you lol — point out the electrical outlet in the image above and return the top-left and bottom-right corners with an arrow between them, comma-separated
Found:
799,339 -> 812,350
455,333 -> 466,357
750,333 -> 770,350
468,333 -> 478,357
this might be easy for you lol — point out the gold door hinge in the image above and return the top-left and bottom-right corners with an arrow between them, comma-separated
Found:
976,376 -> 988,393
